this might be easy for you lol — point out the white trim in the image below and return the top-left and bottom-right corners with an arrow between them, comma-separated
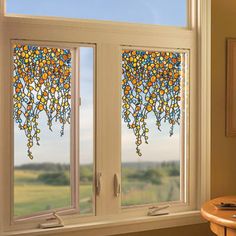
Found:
2,211 -> 205,236
197,0 -> 211,207
2,14 -> 193,36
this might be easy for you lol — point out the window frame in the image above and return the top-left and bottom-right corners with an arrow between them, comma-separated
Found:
119,46 -> 190,209
0,0 -> 211,235
11,41 -> 78,220
10,41 -> 96,221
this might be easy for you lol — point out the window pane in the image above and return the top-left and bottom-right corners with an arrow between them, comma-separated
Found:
13,44 -> 72,217
79,47 -> 94,214
121,49 -> 186,207
6,0 -> 187,27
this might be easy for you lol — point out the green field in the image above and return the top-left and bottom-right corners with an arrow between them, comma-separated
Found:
121,161 -> 180,206
122,176 -> 180,206
14,161 -> 180,217
14,169 -> 93,217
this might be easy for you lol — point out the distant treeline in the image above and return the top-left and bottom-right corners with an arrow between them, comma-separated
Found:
15,163 -> 70,172
15,161 -> 180,172
122,161 -> 180,185
16,161 -> 180,186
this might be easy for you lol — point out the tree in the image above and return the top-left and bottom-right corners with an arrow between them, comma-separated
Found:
38,172 -> 70,186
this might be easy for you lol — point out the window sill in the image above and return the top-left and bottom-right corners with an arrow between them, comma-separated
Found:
3,211 -> 206,236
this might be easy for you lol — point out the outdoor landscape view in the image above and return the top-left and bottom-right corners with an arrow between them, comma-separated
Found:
14,160 -> 180,217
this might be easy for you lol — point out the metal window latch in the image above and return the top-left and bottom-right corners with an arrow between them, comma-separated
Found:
147,205 -> 170,216
95,172 -> 102,196
39,212 -> 64,229
113,174 -> 121,197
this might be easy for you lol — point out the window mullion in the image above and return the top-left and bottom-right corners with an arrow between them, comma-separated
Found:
96,43 -> 121,216
70,47 -> 80,211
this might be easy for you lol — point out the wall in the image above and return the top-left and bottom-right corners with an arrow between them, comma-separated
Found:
211,0 -> 236,197
117,224 -> 212,236
0,20 -> 2,236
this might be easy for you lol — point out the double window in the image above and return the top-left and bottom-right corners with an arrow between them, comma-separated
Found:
0,0 -> 211,234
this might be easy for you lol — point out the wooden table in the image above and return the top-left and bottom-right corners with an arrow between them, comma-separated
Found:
201,196 -> 236,236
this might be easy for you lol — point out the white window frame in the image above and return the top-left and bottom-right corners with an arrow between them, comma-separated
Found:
10,41 -> 96,221
120,46 -> 189,211
0,0 -> 211,235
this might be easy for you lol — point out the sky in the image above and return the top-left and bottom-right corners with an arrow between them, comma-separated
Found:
11,1 -> 186,166
6,0 -> 187,27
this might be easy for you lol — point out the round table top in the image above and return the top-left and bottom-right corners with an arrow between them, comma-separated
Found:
201,196 -> 236,229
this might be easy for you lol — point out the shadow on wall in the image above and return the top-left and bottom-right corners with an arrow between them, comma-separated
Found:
116,223 -> 213,236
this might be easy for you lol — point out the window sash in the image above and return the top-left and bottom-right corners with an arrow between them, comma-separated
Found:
5,41 -> 96,225
10,41 -> 79,220
119,47 -> 190,209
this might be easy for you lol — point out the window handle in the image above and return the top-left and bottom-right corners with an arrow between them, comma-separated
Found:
39,212 -> 64,229
113,174 -> 121,197
147,205 -> 170,216
95,172 -> 102,196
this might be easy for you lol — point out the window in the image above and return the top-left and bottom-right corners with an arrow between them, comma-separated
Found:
121,49 -> 188,207
0,0 -> 211,235
13,44 -> 73,218
6,0 -> 187,27
13,43 -> 95,219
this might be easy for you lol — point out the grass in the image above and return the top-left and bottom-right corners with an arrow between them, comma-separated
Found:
14,185 -> 71,216
14,162 -> 180,217
14,170 -> 93,217
121,176 -> 180,206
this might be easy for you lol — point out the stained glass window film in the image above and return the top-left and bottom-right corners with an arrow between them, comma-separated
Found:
121,49 -> 186,206
6,0 -> 187,27
13,44 -> 72,160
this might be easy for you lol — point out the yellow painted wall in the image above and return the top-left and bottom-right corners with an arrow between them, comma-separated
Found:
117,224 -> 212,236
211,0 -> 236,198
